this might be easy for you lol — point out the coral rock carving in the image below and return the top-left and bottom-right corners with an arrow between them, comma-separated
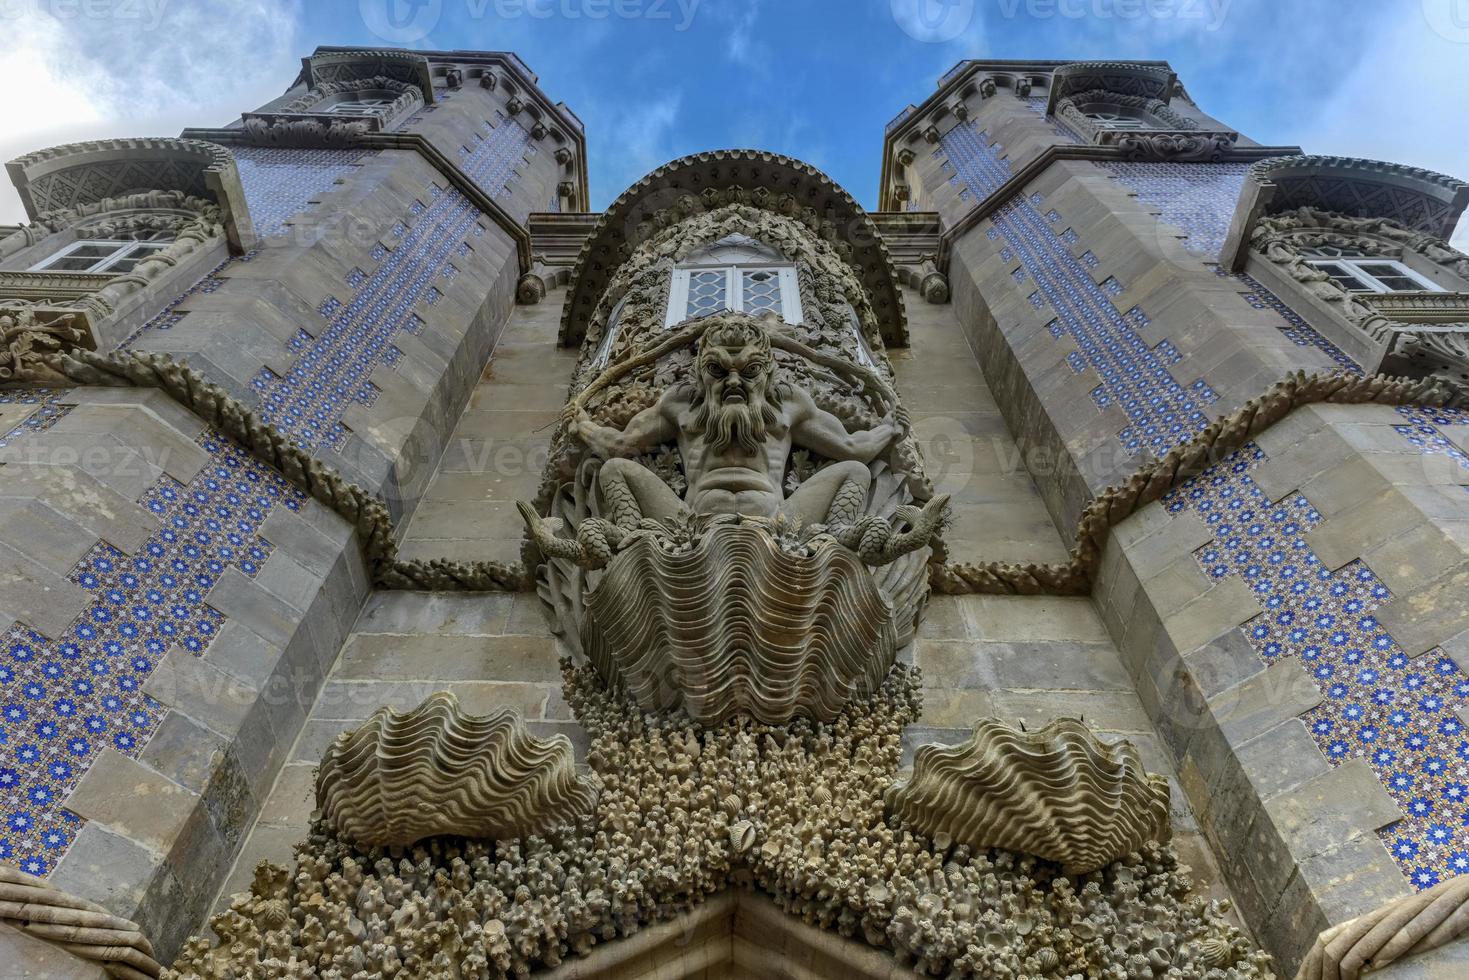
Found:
166,665 -> 1274,980
888,717 -> 1172,875
315,692 -> 594,847
0,865 -> 162,979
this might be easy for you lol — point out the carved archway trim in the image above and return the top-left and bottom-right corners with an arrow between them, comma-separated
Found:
559,149 -> 908,349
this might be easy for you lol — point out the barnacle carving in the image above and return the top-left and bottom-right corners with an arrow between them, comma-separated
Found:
887,717 -> 1172,875
583,517 -> 898,724
0,308 -> 87,383
315,692 -> 595,846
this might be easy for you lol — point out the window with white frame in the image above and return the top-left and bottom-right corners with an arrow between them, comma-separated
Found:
1082,109 -> 1149,130
323,97 -> 398,116
664,235 -> 803,328
1301,246 -> 1442,294
30,238 -> 173,274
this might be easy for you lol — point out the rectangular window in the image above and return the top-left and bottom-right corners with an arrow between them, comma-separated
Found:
665,266 -> 801,327
30,239 -> 168,274
1305,257 -> 1441,294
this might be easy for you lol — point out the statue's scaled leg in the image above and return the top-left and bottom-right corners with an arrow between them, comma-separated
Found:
783,459 -> 871,527
597,456 -> 688,527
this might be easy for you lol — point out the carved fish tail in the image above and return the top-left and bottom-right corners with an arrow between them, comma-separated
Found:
825,476 -> 869,528
601,478 -> 644,530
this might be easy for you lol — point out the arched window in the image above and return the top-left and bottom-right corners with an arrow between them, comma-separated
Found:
1300,245 -> 1442,294
664,235 -> 803,328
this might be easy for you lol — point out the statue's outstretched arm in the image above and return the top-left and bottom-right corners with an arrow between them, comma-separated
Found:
789,386 -> 899,464
570,390 -> 678,459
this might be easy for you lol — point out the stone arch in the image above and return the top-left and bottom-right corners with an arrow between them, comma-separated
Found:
559,149 -> 907,349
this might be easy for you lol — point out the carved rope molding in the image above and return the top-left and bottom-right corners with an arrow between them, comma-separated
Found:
4,360 -> 1458,598
1294,873 -> 1469,980
0,865 -> 162,979
22,348 -> 527,592
929,370 -> 1467,595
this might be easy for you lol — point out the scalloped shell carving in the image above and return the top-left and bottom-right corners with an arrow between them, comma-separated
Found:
583,521 -> 897,726
315,692 -> 595,846
886,717 -> 1171,875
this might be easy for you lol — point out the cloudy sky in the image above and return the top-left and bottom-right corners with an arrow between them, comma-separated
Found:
0,0 -> 1465,246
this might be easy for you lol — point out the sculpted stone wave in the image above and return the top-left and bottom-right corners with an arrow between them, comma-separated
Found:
315,692 -> 595,846
887,717 -> 1172,875
583,516 -> 899,724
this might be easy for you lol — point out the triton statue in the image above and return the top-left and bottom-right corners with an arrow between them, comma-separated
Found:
521,317 -> 947,569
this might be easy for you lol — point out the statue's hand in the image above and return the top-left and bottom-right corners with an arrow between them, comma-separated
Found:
570,416 -> 619,459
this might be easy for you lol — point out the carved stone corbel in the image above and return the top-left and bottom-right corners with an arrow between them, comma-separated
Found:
555,146 -> 573,167
531,122 -> 548,141
1014,77 -> 1033,97
949,100 -> 968,122
922,125 -> 940,145
444,66 -> 463,88
479,70 -> 497,89
918,254 -> 949,304
507,96 -> 525,115
978,75 -> 997,99
517,270 -> 548,305
896,146 -> 915,168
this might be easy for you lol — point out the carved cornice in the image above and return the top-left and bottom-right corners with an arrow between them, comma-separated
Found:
1233,155 -> 1469,246
302,49 -> 435,103
1047,61 -> 1176,113
559,149 -> 908,348
5,137 -> 255,251
239,114 -> 373,147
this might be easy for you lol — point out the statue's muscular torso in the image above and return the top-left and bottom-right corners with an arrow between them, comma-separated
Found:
666,393 -> 795,517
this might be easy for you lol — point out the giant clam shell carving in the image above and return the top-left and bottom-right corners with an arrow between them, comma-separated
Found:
887,717 -> 1171,875
583,520 -> 898,725
315,692 -> 595,846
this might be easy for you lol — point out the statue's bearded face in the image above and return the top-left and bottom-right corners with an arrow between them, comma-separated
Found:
692,342 -> 779,455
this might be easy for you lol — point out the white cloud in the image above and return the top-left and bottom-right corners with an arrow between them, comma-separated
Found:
0,0 -> 303,223
1294,10 -> 1469,250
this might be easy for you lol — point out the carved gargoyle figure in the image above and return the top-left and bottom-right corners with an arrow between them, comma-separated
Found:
521,317 -> 947,568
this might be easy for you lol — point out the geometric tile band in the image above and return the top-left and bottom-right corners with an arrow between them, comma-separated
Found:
0,432 -> 301,878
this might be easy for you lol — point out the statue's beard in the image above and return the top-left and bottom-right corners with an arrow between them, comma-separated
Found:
691,389 -> 779,455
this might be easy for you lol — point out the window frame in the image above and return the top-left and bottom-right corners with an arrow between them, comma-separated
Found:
28,238 -> 172,274
322,97 -> 399,117
665,264 -> 802,328
1303,255 -> 1443,294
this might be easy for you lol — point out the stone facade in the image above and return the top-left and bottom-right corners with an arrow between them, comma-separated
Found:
1,51 -> 1467,979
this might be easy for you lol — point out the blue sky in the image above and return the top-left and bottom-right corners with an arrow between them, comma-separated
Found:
0,0 -> 1465,244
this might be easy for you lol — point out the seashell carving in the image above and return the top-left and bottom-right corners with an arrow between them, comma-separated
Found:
316,692 -> 595,846
729,820 -> 756,854
886,717 -> 1171,875
583,520 -> 898,725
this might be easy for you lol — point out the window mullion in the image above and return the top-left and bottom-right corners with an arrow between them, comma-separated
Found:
728,267 -> 742,314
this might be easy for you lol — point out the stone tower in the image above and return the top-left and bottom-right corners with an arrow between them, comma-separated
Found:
1,51 -> 1468,979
